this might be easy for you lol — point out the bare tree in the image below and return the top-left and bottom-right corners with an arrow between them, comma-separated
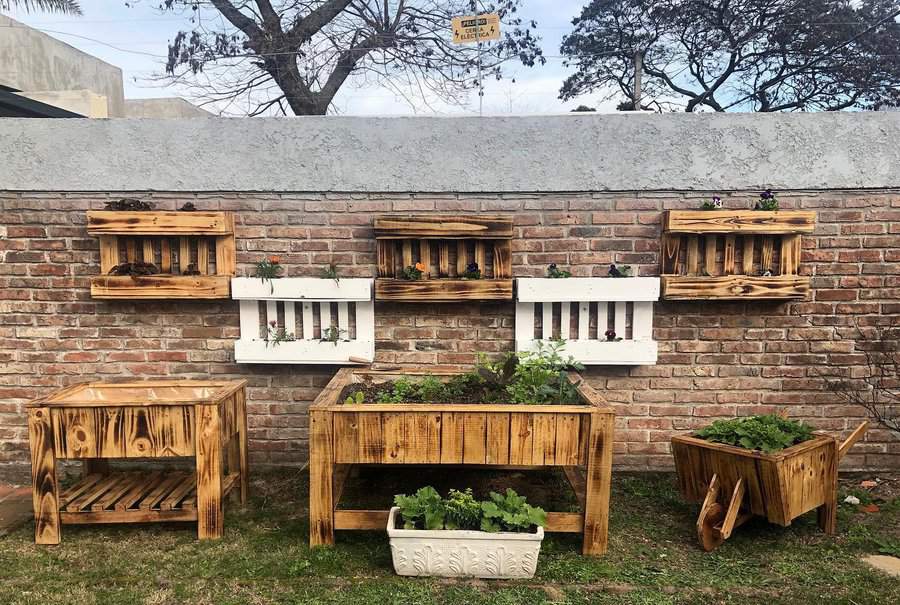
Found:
825,322 -> 900,438
560,0 -> 900,112
160,1 -> 544,115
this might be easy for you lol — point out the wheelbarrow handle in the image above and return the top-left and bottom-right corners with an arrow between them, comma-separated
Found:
838,421 -> 869,461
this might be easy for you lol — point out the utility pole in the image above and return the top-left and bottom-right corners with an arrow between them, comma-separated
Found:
633,51 -> 643,111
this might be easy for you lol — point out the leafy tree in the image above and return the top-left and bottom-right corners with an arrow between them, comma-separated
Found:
0,0 -> 81,14
560,0 -> 900,112
161,1 -> 544,115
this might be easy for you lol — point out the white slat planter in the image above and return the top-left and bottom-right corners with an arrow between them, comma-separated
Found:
231,277 -> 374,364
515,277 -> 660,365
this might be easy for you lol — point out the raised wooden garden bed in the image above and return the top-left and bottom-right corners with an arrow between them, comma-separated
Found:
309,367 -> 615,556
27,380 -> 248,544
671,422 -> 867,551
87,210 -> 236,299
374,215 -> 513,302
515,277 -> 660,365
231,277 -> 374,364
660,209 -> 815,300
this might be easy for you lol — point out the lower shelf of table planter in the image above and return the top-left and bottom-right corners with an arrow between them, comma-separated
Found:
660,275 -> 809,300
333,508 -> 583,533
375,278 -> 513,302
58,471 -> 238,524
90,275 -> 231,299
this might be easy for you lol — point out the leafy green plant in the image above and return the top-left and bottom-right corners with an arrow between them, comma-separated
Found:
700,196 -> 723,210
322,264 -> 340,284
461,261 -> 481,279
321,326 -> 345,345
394,486 -> 445,530
399,263 -> 425,280
694,414 -> 813,453
480,489 -> 547,533
608,263 -> 632,277
415,375 -> 445,402
254,255 -> 283,293
506,342 -> 583,405
444,489 -> 482,530
547,263 -> 571,278
754,189 -> 779,210
264,320 -> 295,347
475,352 -> 519,401
375,377 -> 418,403
343,391 -> 364,405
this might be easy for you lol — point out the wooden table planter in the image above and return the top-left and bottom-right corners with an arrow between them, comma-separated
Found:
27,380 -> 248,544
660,209 -> 815,300
309,367 -> 615,556
374,215 -> 513,302
671,422 -> 868,551
87,210 -> 236,299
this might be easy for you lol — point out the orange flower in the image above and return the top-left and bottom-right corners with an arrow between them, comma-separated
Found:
415,262 -> 425,272
268,255 -> 281,264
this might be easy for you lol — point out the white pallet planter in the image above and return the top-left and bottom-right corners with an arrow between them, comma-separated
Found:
231,277 -> 374,364
515,277 -> 660,365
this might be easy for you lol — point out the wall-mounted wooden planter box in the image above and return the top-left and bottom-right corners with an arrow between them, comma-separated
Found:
660,210 -> 814,300
515,278 -> 660,365
309,367 -> 615,555
87,210 -> 236,299
231,277 -> 374,365
374,215 -> 513,302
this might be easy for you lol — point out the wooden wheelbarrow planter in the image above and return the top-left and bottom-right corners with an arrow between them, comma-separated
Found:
309,367 -> 615,555
672,422 -> 868,551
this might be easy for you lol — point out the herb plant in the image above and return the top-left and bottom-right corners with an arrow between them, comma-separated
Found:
264,320 -> 295,347
480,489 -> 547,533
322,264 -> 340,284
694,414 -> 813,453
254,255 -> 283,293
394,487 -> 545,533
754,189 -> 779,210
394,486 -> 445,530
343,391 -> 365,405
321,326 -> 345,345
399,263 -> 425,280
444,489 -> 482,530
547,263 -> 571,278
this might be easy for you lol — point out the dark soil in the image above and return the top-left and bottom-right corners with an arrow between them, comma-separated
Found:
178,202 -> 197,211
107,261 -> 159,276
337,380 -> 487,404
104,198 -> 154,211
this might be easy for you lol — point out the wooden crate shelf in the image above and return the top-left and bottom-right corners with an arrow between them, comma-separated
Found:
374,215 -> 513,302
660,210 -> 814,300
231,277 -> 375,364
87,210 -> 236,300
515,277 -> 660,365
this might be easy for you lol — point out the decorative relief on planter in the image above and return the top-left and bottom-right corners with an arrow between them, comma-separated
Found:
515,278 -> 660,365
374,215 -> 513,302
87,210 -> 236,299
660,210 -> 815,300
387,507 -> 543,579
231,277 -> 374,364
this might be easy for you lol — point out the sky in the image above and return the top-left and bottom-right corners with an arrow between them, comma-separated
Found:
4,0 -> 620,115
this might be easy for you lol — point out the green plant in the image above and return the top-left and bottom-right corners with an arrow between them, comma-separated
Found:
415,375 -> 446,402
343,391 -> 365,405
608,263 -> 632,277
461,261 -> 481,279
321,326 -> 345,345
475,352 -> 520,402
394,486 -> 445,530
254,255 -> 283,293
700,196 -> 723,210
480,489 -> 547,533
375,377 -> 418,403
444,489 -> 482,530
694,414 -> 814,453
399,263 -> 425,280
547,263 -> 571,278
264,320 -> 296,347
322,264 -> 340,284
754,189 -> 779,210
506,342 -> 583,405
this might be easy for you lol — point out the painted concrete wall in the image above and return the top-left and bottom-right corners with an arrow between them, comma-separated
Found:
0,14 -> 125,117
123,98 -> 212,119
0,113 -> 899,192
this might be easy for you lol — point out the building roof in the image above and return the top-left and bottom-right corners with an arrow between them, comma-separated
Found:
0,90 -> 84,118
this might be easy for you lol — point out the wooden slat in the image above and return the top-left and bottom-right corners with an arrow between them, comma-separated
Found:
554,414 -> 581,466
309,409 -> 334,546
402,240 -> 413,269
741,236 -> 755,275
302,302 -> 314,340
376,240 -> 394,278
60,509 -> 196,524
661,234 -> 681,275
509,413 -> 534,465
125,238 -> 137,263
98,235 -> 119,274
578,302 -> 589,340
334,509 -> 582,532
142,239 -> 154,265
60,474 -> 103,507
215,233 -> 236,276
760,236 -> 774,274
179,237 -> 191,272
462,413 -> 487,464
90,275 -> 231,299
196,403 -> 223,539
531,413 -> 557,465
419,240 -> 431,278
723,235 -> 736,275
284,301 -> 297,336
582,412 -> 614,555
663,210 -> 816,234
356,412 -> 384,463
382,412 -> 405,463
440,412 -> 464,463
455,240 -> 467,276
91,473 -> 143,511
686,236 -> 699,275
197,238 -> 209,274
486,413 -> 510,465
438,242 -> 450,277
66,474 -> 120,512
661,275 -> 809,300
160,474 -> 196,511
115,471 -> 163,511
139,473 -> 186,511
560,302 -> 571,341
374,215 -> 514,239
87,211 -> 233,235
375,278 -> 513,301
780,234 -> 800,276
160,239 -> 172,273
29,408 -> 60,544
474,241 -> 486,274
333,412 -> 359,464
542,302 -> 553,340
492,241 -> 512,278
704,235 -> 718,276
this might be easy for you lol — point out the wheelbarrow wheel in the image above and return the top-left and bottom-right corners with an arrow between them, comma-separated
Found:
698,502 -> 725,552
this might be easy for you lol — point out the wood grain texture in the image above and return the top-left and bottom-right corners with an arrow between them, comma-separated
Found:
582,412 -> 614,556
29,408 -> 60,544
375,278 -> 513,301
90,275 -> 231,299
664,210 -> 816,234
195,403 -> 223,539
309,409 -> 334,547
87,211 -> 233,235
661,275 -> 809,300
492,241 -> 512,279
374,215 -> 514,239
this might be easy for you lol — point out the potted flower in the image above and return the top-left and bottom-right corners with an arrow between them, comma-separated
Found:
387,487 -> 546,579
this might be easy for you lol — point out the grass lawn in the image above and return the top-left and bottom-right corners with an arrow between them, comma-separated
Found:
1,469 -> 898,605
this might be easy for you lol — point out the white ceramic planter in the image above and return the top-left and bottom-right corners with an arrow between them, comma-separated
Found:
386,507 -> 544,579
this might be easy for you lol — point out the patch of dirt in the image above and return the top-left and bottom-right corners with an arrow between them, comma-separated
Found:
338,379 -> 490,405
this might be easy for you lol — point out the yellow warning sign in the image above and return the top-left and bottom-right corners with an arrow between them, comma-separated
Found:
451,13 -> 501,44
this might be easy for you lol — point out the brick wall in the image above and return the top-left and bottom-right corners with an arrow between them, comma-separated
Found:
1,190 -> 898,480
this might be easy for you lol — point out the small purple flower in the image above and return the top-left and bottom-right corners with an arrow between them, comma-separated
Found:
466,262 -> 479,273
760,189 -> 774,200
712,196 -> 723,208
548,263 -> 558,271
605,329 -> 617,341
269,320 -> 277,327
